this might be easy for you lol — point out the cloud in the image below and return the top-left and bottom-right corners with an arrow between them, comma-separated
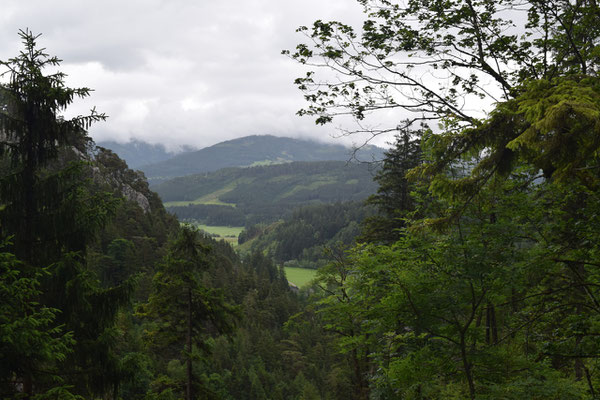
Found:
0,0 -> 380,150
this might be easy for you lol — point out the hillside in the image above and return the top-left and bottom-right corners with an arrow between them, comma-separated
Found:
153,160 -> 379,226
238,201 -> 376,268
139,135 -> 385,184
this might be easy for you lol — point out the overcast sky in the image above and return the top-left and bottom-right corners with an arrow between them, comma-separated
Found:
0,0 -> 388,151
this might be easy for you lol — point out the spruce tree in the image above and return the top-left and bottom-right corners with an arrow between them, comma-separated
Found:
0,30 -> 129,398
361,127 -> 422,244
141,227 -> 236,400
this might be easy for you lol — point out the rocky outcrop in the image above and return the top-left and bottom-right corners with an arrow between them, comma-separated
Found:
119,178 -> 151,213
92,147 -> 153,213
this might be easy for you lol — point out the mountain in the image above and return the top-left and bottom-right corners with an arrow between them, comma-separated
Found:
139,135 -> 385,184
95,139 -> 195,169
153,160 -> 379,226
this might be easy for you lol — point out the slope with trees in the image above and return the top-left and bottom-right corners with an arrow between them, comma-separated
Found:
0,31 -> 353,400
139,135 -> 385,184
5,0 -> 600,397
157,160 -> 379,226
241,201 -> 375,269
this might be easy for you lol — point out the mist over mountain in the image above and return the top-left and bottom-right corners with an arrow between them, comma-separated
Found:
133,135 -> 385,184
96,139 -> 196,169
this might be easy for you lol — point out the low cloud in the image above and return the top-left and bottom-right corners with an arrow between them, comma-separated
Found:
0,0 -> 390,150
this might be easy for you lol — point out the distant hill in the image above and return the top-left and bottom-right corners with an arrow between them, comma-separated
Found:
96,139 -> 195,169
139,135 -> 385,184
154,160 -> 379,226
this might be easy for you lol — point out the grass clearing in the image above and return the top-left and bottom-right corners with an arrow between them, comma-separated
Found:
195,224 -> 244,237
182,223 -> 244,246
163,196 -> 236,208
284,267 -> 318,288
193,183 -> 238,206
278,176 -> 337,200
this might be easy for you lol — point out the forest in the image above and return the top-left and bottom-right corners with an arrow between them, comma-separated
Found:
2,0 -> 600,399
158,161 -> 378,227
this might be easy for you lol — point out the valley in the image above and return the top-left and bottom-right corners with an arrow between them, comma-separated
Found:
103,136 -> 382,289
4,4 -> 599,397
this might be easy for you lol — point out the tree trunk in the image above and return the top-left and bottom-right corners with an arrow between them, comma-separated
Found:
186,286 -> 192,400
23,373 -> 32,400
460,334 -> 476,400
351,347 -> 369,400
485,303 -> 498,344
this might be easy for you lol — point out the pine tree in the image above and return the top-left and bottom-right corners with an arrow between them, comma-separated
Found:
0,29 -> 106,264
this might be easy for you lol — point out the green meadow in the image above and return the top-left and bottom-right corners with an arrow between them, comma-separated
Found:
182,223 -> 244,245
284,267 -> 318,288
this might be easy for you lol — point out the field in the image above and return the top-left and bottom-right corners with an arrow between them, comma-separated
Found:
182,223 -> 244,245
163,186 -> 237,208
284,267 -> 318,288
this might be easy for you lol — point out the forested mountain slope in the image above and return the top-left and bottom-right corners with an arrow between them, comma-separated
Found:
7,0 -> 600,396
154,160 -> 379,226
139,135 -> 384,184
239,201 -> 375,269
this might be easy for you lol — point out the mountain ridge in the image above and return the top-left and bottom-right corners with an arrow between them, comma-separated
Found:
129,135 -> 384,184
96,139 -> 196,169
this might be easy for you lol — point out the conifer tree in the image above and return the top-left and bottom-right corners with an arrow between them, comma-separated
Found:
142,227 -> 235,400
361,127 -> 422,244
0,30 -> 129,398
0,29 -> 106,264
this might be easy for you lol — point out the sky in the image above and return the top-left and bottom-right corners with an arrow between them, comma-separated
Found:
0,0 -> 383,152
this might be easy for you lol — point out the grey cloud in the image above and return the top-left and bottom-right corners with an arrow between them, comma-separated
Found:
1,0 -> 379,150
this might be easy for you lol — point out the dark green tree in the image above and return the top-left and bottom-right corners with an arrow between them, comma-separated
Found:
0,29 -> 106,264
0,30 -> 130,398
287,2 -> 600,398
0,240 -> 78,399
361,127 -> 422,244
141,227 -> 235,400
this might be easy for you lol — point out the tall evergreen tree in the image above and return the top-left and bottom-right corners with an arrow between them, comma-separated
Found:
361,127 -> 422,244
141,227 -> 235,400
0,29 -> 106,264
0,30 -> 129,398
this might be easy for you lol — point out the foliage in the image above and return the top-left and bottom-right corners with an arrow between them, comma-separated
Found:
0,29 -> 358,400
286,0 -> 600,137
0,30 -> 107,264
140,227 -> 237,399
6,0 -> 600,396
0,30 -> 138,399
290,2 -> 600,398
0,242 -> 80,399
